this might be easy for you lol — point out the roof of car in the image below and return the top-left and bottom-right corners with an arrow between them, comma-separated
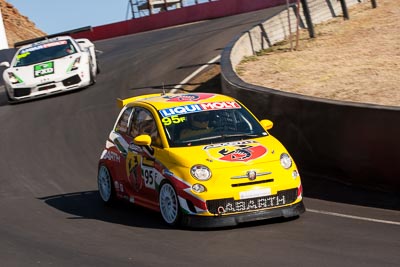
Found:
17,36 -> 74,50
14,26 -> 91,48
118,93 -> 238,110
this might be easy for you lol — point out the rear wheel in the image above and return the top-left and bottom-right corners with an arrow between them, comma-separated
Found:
97,164 -> 115,204
89,60 -> 96,85
96,60 -> 100,74
159,182 -> 181,226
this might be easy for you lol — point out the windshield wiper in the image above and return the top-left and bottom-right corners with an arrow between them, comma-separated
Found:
181,133 -> 260,144
181,135 -> 222,143
220,133 -> 260,138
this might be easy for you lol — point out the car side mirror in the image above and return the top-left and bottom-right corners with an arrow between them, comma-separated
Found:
133,134 -> 152,146
260,119 -> 273,130
0,61 -> 10,68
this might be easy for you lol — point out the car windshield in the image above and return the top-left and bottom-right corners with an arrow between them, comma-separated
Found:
160,104 -> 268,147
14,39 -> 77,67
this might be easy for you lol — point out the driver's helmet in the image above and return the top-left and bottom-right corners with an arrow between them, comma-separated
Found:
138,112 -> 155,134
190,112 -> 210,129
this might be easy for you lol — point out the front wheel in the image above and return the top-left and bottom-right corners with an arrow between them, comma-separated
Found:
159,182 -> 181,226
97,164 -> 115,204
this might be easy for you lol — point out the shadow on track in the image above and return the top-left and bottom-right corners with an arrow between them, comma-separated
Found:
39,190 -> 301,230
39,191 -> 171,230
302,174 -> 400,211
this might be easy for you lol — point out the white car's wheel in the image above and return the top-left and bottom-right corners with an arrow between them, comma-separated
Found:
159,182 -> 181,226
98,165 -> 115,203
89,61 -> 96,85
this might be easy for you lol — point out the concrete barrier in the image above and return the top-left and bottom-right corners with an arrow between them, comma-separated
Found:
221,0 -> 400,192
72,0 -> 295,41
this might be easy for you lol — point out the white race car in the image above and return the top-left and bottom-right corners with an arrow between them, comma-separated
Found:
0,35 -> 99,103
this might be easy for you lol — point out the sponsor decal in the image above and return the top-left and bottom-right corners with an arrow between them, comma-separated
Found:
21,40 -> 68,54
126,153 -> 143,192
114,181 -> 119,191
128,142 -> 142,154
161,115 -> 187,126
163,93 -> 215,102
204,140 -> 267,162
221,195 -> 286,213
200,101 -> 240,111
141,165 -> 162,190
159,101 -> 241,117
42,40 -> 68,48
240,188 -> 271,199
160,104 -> 201,117
113,181 -> 124,193
102,150 -> 121,162
125,143 -> 159,192
34,62 -> 54,77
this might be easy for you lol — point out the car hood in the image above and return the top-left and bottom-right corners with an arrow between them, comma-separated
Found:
7,55 -> 82,83
164,136 -> 288,168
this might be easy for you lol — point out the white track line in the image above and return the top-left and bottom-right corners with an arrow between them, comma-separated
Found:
170,55 -> 221,93
307,209 -> 400,226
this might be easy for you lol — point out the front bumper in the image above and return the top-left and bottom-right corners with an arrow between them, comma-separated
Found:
181,200 -> 305,228
7,73 -> 90,102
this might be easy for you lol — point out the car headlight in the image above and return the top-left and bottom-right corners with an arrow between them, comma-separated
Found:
280,153 -> 292,169
8,72 -> 22,84
190,165 -> 211,181
70,57 -> 81,71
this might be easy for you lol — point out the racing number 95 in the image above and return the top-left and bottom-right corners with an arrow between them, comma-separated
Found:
143,168 -> 157,189
162,115 -> 186,126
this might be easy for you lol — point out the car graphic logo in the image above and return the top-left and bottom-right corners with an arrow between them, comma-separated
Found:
164,93 -> 215,102
203,140 -> 267,162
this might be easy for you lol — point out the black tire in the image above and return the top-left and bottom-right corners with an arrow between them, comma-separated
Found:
89,62 -> 96,85
159,182 -> 182,226
96,60 -> 100,74
97,164 -> 116,204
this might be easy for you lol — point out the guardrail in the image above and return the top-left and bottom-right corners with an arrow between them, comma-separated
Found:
221,0 -> 400,193
71,0 -> 295,41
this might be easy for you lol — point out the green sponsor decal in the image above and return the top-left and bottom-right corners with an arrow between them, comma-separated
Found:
34,61 -> 54,77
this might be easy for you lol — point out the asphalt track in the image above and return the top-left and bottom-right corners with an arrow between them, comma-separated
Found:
0,6 -> 399,267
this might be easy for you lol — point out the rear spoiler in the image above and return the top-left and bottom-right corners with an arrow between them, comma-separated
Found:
14,26 -> 92,48
117,93 -> 164,109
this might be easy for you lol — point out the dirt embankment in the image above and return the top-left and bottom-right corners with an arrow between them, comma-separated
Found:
0,0 -> 46,47
236,0 -> 399,107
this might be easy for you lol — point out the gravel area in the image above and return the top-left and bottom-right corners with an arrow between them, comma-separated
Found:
236,0 -> 399,107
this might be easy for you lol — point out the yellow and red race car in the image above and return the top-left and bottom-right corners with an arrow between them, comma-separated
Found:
98,92 -> 305,228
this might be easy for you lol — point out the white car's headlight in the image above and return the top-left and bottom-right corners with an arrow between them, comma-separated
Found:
8,72 -> 22,84
190,165 -> 211,181
70,57 -> 81,71
280,153 -> 292,169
